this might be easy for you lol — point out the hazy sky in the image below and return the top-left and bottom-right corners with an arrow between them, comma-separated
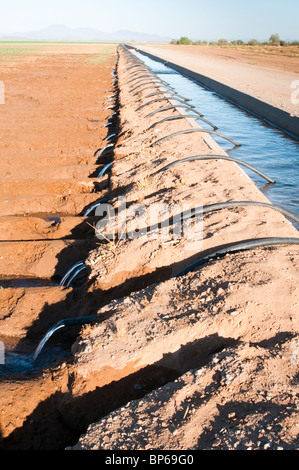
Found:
0,0 -> 298,41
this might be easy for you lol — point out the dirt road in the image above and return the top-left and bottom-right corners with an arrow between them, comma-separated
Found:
137,44 -> 299,117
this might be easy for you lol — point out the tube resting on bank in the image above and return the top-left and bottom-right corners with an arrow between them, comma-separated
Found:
175,237 -> 299,278
156,154 -> 275,184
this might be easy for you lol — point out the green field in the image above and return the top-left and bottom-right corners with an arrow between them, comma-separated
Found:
0,42 -> 117,63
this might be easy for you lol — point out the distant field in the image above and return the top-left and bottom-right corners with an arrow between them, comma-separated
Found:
0,42 -> 117,61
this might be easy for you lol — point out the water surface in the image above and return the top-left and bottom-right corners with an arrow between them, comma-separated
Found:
133,52 -> 299,223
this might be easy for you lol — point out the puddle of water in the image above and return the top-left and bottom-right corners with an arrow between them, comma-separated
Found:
44,216 -> 61,224
0,278 -> 59,288
0,336 -> 68,375
133,52 -> 299,224
0,349 -> 67,375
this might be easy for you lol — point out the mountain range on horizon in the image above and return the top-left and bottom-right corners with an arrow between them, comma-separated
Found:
0,24 -> 171,42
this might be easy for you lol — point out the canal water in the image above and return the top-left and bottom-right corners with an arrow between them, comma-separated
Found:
132,51 -> 299,223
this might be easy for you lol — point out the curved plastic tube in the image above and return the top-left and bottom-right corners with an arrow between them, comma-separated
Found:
130,79 -> 175,93
66,265 -> 87,288
148,115 -> 217,131
127,73 -> 156,85
130,80 -> 163,94
95,143 -> 115,158
60,261 -> 85,287
125,64 -> 146,72
127,71 -> 153,82
83,197 -> 114,216
133,85 -> 165,96
125,67 -> 147,76
130,78 -> 171,93
125,70 -> 150,82
124,60 -> 140,67
136,97 -> 195,112
104,97 -> 116,105
144,91 -> 191,102
146,105 -> 204,118
98,162 -> 113,177
104,133 -> 116,141
106,111 -> 119,120
151,129 -> 240,148
181,200 -> 299,225
174,237 -> 299,278
126,67 -> 152,79
32,315 -> 97,362
156,154 -> 275,184
32,322 -> 65,361
133,84 -> 176,96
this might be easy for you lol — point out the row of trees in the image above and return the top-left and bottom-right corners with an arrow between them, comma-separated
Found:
171,34 -> 299,47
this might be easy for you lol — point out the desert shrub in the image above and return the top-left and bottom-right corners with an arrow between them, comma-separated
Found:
231,40 -> 244,45
177,36 -> 193,45
247,39 -> 259,45
269,33 -> 280,45
218,38 -> 228,45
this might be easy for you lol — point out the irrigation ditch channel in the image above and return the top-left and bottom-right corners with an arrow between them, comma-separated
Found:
132,46 -> 299,142
0,44 -> 298,450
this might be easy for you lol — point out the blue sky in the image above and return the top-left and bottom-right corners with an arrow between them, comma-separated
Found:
0,0 -> 298,41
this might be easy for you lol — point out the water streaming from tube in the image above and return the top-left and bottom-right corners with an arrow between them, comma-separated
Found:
32,321 -> 66,362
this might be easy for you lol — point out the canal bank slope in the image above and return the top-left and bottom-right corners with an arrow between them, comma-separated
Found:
133,44 -> 299,139
67,45 -> 299,451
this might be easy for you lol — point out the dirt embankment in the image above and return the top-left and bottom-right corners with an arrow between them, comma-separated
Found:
67,46 -> 299,450
0,44 -> 298,451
